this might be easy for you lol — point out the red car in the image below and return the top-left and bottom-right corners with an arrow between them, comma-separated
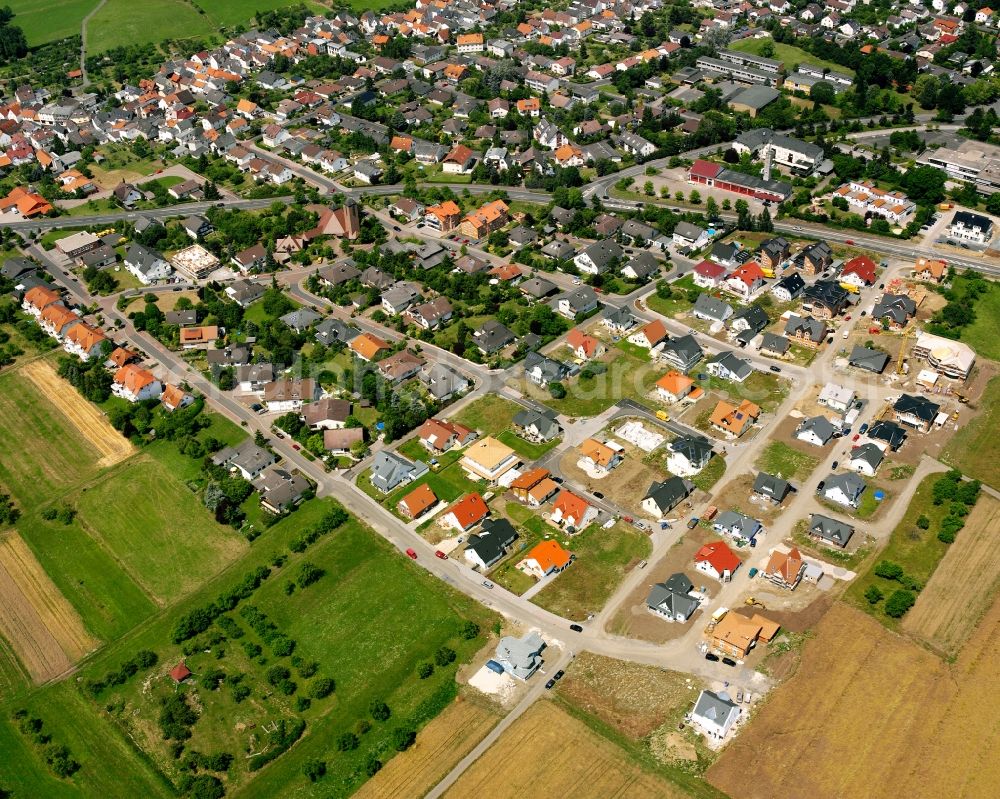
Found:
292,443 -> 301,450
845,315 -> 852,321
434,550 -> 447,560
852,434 -> 861,442
405,548 -> 418,559
845,239 -> 854,245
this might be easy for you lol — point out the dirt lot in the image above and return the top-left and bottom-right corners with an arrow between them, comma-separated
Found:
22,360 -> 134,468
0,532 -> 97,684
708,600 -> 1000,799
902,495 -> 1000,656
738,584 -> 835,634
442,700 -> 690,799
558,448 -> 669,516
608,527 -> 721,644
710,473 -> 783,525
354,696 -> 499,799
557,652 -> 705,741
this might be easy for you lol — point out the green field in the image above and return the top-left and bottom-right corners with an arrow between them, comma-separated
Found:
532,522 -> 651,621
954,278 -> 1000,362
8,0 -> 94,45
0,367 -> 101,504
454,395 -> 523,435
942,375 -> 1000,487
86,0 -> 214,54
75,456 -> 248,604
691,453 -> 726,492
59,502 -> 496,797
755,441 -> 819,482
730,38 -> 855,76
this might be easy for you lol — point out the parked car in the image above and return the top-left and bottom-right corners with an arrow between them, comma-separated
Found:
845,239 -> 854,245
687,518 -> 700,529
736,689 -> 744,703
405,548 -> 417,559
845,315 -> 852,321
554,669 -> 565,680
434,550 -> 447,559
569,623 -> 583,632
705,652 -> 720,662
545,678 -> 556,690
852,434 -> 860,442
831,460 -> 839,469
722,657 -> 737,667
859,423 -> 869,434
769,365 -> 781,373
593,491 -> 604,499
482,580 -> 494,589
816,480 -> 826,492
292,443 -> 301,450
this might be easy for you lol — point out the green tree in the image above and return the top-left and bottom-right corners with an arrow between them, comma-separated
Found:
884,589 -> 916,618
864,585 -> 884,604
303,759 -> 326,782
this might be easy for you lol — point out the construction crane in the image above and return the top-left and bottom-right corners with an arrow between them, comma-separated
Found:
896,325 -> 918,375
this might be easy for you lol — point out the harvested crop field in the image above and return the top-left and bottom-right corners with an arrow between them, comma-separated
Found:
354,697 -> 499,799
442,701 -> 689,799
0,532 -> 97,685
708,601 -> 1000,799
902,495 -> 1000,656
21,360 -> 133,468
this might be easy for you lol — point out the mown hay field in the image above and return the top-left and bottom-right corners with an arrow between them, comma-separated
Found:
708,600 -> 1000,799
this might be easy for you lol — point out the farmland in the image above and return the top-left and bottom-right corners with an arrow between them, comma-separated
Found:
942,375 -> 1000,487
0,532 -> 97,685
442,700 -> 693,799
74,456 -> 248,604
353,697 -> 500,799
7,0 -> 94,45
707,600 -> 1000,799
902,494 -> 1000,656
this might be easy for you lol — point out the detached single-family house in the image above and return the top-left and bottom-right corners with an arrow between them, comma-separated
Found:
893,394 -> 940,433
603,306 -> 638,335
849,443 -> 885,477
398,484 -> 438,520
550,489 -> 597,530
460,437 -> 519,483
713,511 -> 763,544
772,272 -> 805,301
655,370 -> 697,404
494,632 -> 545,680
809,513 -> 854,548
868,420 -> 907,451
706,351 -> 753,383
694,541 -> 741,582
668,436 -> 714,476
124,243 -> 172,284
464,518 -> 518,570
512,408 -> 562,443
574,239 -> 623,275
822,472 -> 867,508
641,476 -> 695,519
578,438 -> 622,474
565,328 -> 605,360
628,319 -> 669,350
709,399 -> 760,438
693,259 -> 728,289
369,451 -> 428,494
112,364 -> 162,402
263,378 -> 319,413
692,293 -> 734,324
417,418 -> 475,452
796,415 -> 837,446
444,492 -> 491,534
517,540 -> 573,579
753,472 -> 791,504
659,335 -> 703,372
509,468 -> 560,508
673,221 -> 709,250
690,691 -> 741,741
646,573 -> 700,623
302,397 -> 351,430
212,440 -> 276,480
763,547 -> 805,590
849,346 -> 891,374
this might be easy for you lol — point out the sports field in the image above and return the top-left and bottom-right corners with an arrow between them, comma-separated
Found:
708,600 -> 1000,799
442,701 -> 690,799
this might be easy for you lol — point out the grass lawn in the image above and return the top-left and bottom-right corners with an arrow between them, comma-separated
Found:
754,441 -> 819,482
856,484 -> 885,520
75,456 -> 248,604
145,410 -> 247,485
454,395 -> 522,435
0,366 -> 101,504
843,475 -> 953,627
359,454 -> 484,520
15,512 -> 157,644
62,198 -> 119,217
532,523 -> 651,621
7,0 -> 95,46
729,38 -> 854,76
39,228 -> 84,250
243,294 -> 301,325
646,291 -> 696,318
941,375 -> 1000,487
489,503 -> 556,595
696,371 -> 789,413
615,340 -> 652,361
0,682 -> 173,798
496,429 -> 558,461
397,436 -> 432,463
87,0 -> 214,53
691,454 -> 726,492
72,504 -> 496,797
955,278 -> 1000,362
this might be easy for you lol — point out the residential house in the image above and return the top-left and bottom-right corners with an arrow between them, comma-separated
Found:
444,492 -> 491,534
510,468 -> 560,508
642,476 -> 695,519
753,472 -> 792,504
659,335 -> 703,372
706,351 -> 753,383
872,294 -> 916,329
578,438 -> 622,474
460,436 -> 519,483
421,363 -> 471,401
628,319 -> 669,351
849,346 -> 891,374
822,472 -> 867,508
225,278 -> 266,307
948,211 -> 994,244
869,420 -> 907,451
302,397 -> 351,430
913,257 -> 947,283
264,378 -> 319,413
179,325 -> 219,349
763,547 -> 805,590
377,350 -> 426,383
694,541 -> 741,582
809,513 -> 854,548
517,540 -> 573,580
673,221 -> 709,250
758,237 -> 790,270
655,370 -> 696,404
381,281 -> 422,315
398,483 -> 438,520
784,314 -> 826,348
667,436 -> 714,476
728,305 -> 770,345
690,691 -> 741,741
574,239 -> 623,275
912,332 -> 975,380
840,255 -> 879,288
760,333 -> 790,359
795,415 -> 837,446
349,332 -> 391,362
622,252 -> 660,282
550,489 -> 597,530
212,441 -> 276,480
803,280 -> 850,319
691,294 -> 734,325
464,518 -> 519,570
565,328 -> 605,360
443,144 -> 477,175
603,306 -> 638,335
280,309 -> 322,333
232,243 -> 268,274
818,383 -> 855,413
850,443 -> 885,477
417,418 -> 475,453
112,364 -> 162,402
255,468 -> 311,514
772,272 -> 805,302
161,384 -> 194,412
459,199 -> 509,240
692,259 -> 728,289
471,320 -> 516,355
646,573 -> 700,623
713,511 -> 763,544
512,407 -> 562,443
424,200 -> 462,232
709,399 -> 760,438
369,451 -> 428,494
893,393 -> 940,432
494,631 -> 545,680
711,612 -> 779,659
724,261 -> 767,302
556,286 -> 600,319
322,428 -> 365,456
801,241 -> 834,275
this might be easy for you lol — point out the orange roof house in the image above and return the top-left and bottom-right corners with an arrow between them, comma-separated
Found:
551,489 -> 596,529
764,547 -> 805,590
107,346 -> 139,368
424,200 -> 462,231
566,328 -> 604,360
349,332 -> 391,361
63,323 -> 107,359
913,257 -> 946,282
443,492 -> 489,531
628,319 -> 668,349
694,541 -> 741,581
390,135 -> 413,153
711,611 -> 780,658
517,540 -> 573,579
459,199 -> 509,239
0,185 -> 53,217
398,483 -> 438,519
579,438 -> 621,470
179,325 -> 219,347
510,467 -> 559,507
655,370 -> 696,403
40,303 -> 80,337
443,63 -> 467,81
516,97 -> 541,114
709,399 -> 760,438
21,285 -> 61,314
161,384 -> 193,412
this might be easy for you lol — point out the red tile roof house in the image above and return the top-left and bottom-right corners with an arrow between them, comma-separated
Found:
694,541 -> 741,582
550,489 -> 598,530
692,259 -> 728,289
724,261 -> 767,302
627,319 -> 669,350
840,255 -> 878,288
565,327 -> 606,360
441,492 -> 489,532
417,418 -> 475,452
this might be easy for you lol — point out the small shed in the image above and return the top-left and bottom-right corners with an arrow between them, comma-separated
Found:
170,662 -> 192,683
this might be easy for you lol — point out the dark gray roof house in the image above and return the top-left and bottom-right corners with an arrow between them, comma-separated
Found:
707,350 -> 754,382
315,318 -> 361,346
872,294 -> 916,326
822,472 -> 867,507
279,308 -> 322,332
760,332 -> 790,356
785,314 -> 826,343
850,443 -> 885,472
659,334 -> 703,372
646,573 -> 700,621
772,272 -> 805,300
642,476 -> 695,516
520,276 -> 558,300
868,420 -> 906,450
523,351 -> 570,385
512,407 -> 562,442
670,435 -> 714,470
540,239 -> 576,261
692,293 -> 734,323
796,415 -> 837,445
809,513 -> 854,548
894,393 -> 940,428
212,440 -> 276,480
849,346 -> 891,374
465,518 -> 518,569
603,306 -> 638,333
555,286 -> 600,318
473,320 -> 516,354
369,451 -> 428,494
753,472 -> 791,503
622,251 -> 660,281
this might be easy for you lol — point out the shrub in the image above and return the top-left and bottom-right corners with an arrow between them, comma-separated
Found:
865,585 -> 884,604
434,647 -> 456,667
303,759 -> 326,782
159,694 -> 198,741
278,679 -> 297,696
310,677 -> 335,699
938,529 -> 956,544
915,514 -> 930,530
884,589 -> 916,618
417,662 -> 434,679
266,666 -> 290,686
201,668 -> 225,691
355,719 -> 372,736
186,774 -> 224,799
295,562 -> 325,588
337,732 -> 359,751
369,699 -> 391,721
44,744 -> 80,778
295,696 -> 311,712
247,719 -> 305,771
459,621 -> 480,640
231,684 -> 251,703
392,727 -> 416,752
297,660 -> 319,678
873,560 -> 904,581
364,755 -> 383,776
